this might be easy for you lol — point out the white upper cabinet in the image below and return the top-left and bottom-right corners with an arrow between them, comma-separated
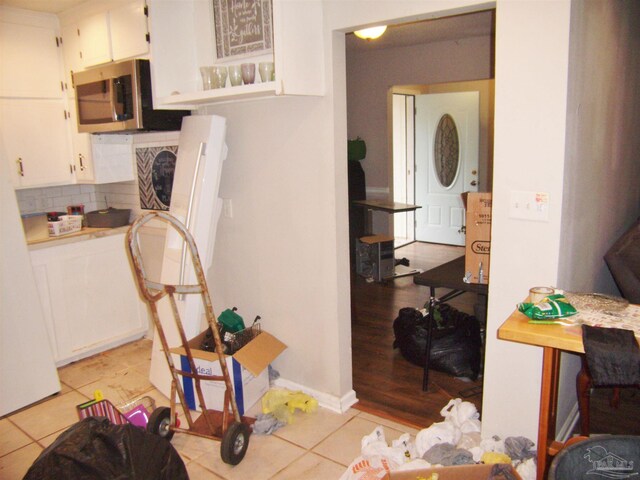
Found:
1,99 -> 73,188
0,7 -> 73,189
63,0 -> 149,69
147,0 -> 324,108
77,12 -> 112,67
0,9 -> 64,98
60,22 -> 82,93
109,0 -> 149,61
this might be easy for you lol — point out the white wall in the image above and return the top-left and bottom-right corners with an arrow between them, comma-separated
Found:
481,0 -> 572,441
199,0 -> 492,410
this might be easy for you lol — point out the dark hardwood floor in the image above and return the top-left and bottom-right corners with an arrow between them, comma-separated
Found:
350,241 -> 484,429
350,241 -> 640,436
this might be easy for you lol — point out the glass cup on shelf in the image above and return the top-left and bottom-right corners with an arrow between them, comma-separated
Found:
258,62 -> 274,83
212,66 -> 228,89
200,66 -> 214,90
228,65 -> 243,86
241,63 -> 256,84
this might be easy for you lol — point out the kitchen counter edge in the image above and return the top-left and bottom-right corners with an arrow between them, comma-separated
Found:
27,226 -> 131,250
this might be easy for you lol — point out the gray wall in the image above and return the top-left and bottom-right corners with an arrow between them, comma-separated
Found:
554,0 -> 640,430
346,35 -> 493,192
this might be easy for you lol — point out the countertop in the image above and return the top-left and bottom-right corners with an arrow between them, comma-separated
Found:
27,225 -> 131,251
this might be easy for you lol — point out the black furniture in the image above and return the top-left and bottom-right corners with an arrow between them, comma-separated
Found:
413,256 -> 488,391
348,160 -> 366,266
577,218 -> 640,435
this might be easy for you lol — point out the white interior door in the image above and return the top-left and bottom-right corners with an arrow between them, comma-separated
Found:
415,91 -> 479,245
392,94 -> 415,246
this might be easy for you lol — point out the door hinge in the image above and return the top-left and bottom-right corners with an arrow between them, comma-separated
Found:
146,32 -> 150,43
144,4 -> 149,16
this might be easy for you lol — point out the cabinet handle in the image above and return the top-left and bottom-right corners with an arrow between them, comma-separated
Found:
17,158 -> 24,177
79,153 -> 85,171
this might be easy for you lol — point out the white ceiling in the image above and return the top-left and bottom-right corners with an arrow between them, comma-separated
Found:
346,10 -> 495,53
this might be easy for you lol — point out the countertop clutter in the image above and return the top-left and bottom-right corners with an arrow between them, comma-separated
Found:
27,225 -> 130,250
23,207 -> 133,249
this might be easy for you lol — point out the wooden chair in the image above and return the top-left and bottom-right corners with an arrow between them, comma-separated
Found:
577,218 -> 640,435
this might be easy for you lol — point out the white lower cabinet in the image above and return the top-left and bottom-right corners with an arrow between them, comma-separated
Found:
29,233 -> 148,366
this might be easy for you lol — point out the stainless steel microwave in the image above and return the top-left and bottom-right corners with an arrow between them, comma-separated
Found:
72,59 -> 189,133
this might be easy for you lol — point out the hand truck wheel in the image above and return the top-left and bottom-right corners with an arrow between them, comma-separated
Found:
220,421 -> 250,465
147,407 -> 174,441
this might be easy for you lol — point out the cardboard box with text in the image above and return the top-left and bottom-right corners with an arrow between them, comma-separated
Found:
463,192 -> 492,284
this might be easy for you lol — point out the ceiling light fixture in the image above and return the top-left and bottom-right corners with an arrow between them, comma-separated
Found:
354,25 -> 387,40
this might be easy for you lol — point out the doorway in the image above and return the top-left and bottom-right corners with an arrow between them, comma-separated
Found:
391,81 -> 494,247
346,10 -> 495,423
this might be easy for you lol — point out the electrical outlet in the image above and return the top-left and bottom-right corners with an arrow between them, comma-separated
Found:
509,190 -> 549,221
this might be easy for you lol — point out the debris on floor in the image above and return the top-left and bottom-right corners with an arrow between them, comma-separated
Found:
261,387 -> 319,424
340,398 -> 536,480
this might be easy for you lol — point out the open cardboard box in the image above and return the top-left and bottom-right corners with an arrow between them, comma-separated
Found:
384,463 -> 522,480
462,192 -> 492,285
170,329 -> 286,415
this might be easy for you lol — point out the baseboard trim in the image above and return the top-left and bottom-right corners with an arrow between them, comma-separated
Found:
273,378 -> 358,414
556,401 -> 580,442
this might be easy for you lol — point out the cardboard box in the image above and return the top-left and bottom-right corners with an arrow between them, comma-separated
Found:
384,463 -> 522,480
464,192 -> 492,284
170,329 -> 286,415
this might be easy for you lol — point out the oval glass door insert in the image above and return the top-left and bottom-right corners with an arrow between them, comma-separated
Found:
433,113 -> 460,188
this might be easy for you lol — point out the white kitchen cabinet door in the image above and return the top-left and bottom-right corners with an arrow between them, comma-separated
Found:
78,12 -> 112,67
110,0 -> 149,62
65,102 -> 95,183
60,22 -> 82,94
0,99 -> 73,188
0,14 -> 64,98
29,233 -> 148,366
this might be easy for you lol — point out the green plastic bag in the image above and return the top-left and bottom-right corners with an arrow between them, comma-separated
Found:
518,294 -> 578,320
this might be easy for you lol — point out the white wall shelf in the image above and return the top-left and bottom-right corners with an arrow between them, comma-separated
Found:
158,81 -> 277,108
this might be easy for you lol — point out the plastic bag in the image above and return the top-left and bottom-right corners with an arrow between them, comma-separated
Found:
261,388 -> 318,423
393,305 -> 482,379
517,294 -> 577,320
23,417 -> 188,480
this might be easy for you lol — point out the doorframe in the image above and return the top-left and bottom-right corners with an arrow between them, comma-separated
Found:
388,80 -> 495,242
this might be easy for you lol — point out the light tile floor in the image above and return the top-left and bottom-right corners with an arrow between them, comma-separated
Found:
0,338 -> 419,479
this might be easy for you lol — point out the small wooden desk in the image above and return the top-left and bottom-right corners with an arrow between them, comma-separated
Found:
352,200 -> 422,279
498,310 -> 584,480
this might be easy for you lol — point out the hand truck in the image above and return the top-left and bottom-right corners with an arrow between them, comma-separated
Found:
126,211 -> 253,465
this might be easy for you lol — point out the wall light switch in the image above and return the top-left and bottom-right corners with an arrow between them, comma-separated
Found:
509,190 -> 549,222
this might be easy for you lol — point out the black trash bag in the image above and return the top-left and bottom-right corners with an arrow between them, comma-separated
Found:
392,304 -> 482,379
23,417 -> 188,480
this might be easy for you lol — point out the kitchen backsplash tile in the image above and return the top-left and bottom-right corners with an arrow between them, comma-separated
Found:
16,181 -> 144,221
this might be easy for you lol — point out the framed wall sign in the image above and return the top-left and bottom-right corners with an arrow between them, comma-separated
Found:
213,0 -> 273,59
136,145 -> 179,211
